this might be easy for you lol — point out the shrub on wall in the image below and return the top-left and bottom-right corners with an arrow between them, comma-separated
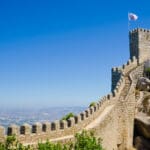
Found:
0,135 -> 31,150
89,102 -> 96,108
74,130 -> 104,150
0,130 -> 104,150
61,112 -> 74,121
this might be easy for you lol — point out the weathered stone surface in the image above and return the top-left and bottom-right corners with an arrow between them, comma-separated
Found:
134,91 -> 150,149
136,77 -> 150,91
136,92 -> 150,115
135,115 -> 150,138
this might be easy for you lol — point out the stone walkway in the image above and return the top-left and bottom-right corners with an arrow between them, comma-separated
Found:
50,105 -> 114,142
85,105 -> 114,129
23,105 -> 115,146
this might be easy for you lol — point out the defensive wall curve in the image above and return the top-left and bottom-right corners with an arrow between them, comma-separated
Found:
0,56 -> 140,150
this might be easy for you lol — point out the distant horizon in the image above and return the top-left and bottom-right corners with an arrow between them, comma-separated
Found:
0,106 -> 85,127
0,105 -> 86,110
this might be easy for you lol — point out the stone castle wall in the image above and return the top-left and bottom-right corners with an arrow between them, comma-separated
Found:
111,67 -> 122,91
0,56 -> 139,150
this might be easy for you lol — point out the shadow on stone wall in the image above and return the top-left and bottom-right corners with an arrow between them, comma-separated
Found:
134,119 -> 150,150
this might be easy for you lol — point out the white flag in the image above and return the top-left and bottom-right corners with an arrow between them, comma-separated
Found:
128,13 -> 138,21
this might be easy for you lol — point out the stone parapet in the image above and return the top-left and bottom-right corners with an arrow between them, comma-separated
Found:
112,56 -> 138,91
0,56 -> 138,148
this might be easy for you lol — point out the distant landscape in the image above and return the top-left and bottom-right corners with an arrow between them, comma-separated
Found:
0,107 -> 85,127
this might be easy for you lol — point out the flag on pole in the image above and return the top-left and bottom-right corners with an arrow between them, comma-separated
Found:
128,13 -> 138,21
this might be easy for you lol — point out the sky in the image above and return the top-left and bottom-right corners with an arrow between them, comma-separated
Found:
0,0 -> 150,109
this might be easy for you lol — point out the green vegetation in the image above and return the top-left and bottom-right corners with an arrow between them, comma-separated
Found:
61,112 -> 74,121
145,67 -> 150,73
89,102 -> 96,108
0,135 -> 31,150
74,130 -> 104,150
0,130 -> 104,150
38,141 -> 71,150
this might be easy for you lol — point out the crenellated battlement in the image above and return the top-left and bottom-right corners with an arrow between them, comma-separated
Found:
0,56 -> 139,149
112,56 -> 137,91
130,28 -> 150,34
112,56 -> 137,73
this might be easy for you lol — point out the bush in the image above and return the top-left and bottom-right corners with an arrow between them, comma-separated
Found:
38,141 -> 72,150
145,67 -> 150,73
0,135 -> 31,150
38,130 -> 104,150
74,130 -> 104,150
61,113 -> 74,121
89,102 -> 96,108
0,130 -> 104,150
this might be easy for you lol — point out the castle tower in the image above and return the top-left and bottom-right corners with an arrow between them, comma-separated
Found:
129,28 -> 150,63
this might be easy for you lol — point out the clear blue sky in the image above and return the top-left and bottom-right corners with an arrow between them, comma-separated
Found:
0,0 -> 150,109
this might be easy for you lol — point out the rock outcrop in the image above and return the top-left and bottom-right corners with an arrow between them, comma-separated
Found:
134,136 -> 150,150
135,114 -> 150,138
134,90 -> 150,149
136,77 -> 150,91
